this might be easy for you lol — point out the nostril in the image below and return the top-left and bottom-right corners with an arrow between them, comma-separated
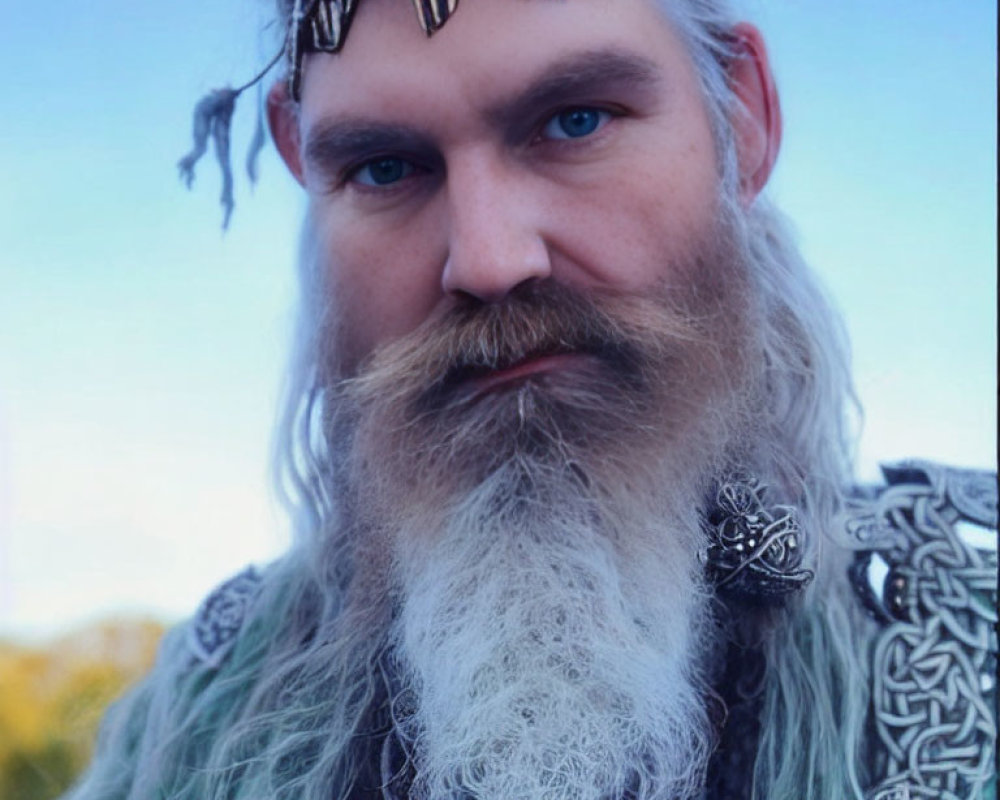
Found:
508,276 -> 544,299
441,236 -> 552,303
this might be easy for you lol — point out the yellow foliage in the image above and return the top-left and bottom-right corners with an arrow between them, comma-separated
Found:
0,648 -> 50,750
0,618 -> 166,800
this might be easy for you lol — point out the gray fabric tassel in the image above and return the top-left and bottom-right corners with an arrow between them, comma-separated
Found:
245,83 -> 267,187
177,49 -> 281,229
177,88 -> 239,229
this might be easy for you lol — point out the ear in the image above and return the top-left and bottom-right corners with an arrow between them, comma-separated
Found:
267,80 -> 306,186
727,23 -> 782,203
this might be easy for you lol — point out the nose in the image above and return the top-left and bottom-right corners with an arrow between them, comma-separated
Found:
441,154 -> 551,303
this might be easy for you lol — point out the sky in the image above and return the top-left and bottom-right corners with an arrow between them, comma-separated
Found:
0,0 -> 995,640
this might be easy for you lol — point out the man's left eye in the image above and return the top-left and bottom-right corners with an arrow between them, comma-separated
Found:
541,108 -> 612,140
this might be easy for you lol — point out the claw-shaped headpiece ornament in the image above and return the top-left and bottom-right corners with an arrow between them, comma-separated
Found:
287,0 -> 460,100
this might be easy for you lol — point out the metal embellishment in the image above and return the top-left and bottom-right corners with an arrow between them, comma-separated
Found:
702,476 -> 813,602
843,461 -> 998,800
287,0 -> 359,101
188,566 -> 263,668
287,0 -> 459,101
411,0 -> 459,35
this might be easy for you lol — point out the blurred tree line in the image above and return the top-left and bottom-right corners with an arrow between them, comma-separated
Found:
0,619 -> 164,800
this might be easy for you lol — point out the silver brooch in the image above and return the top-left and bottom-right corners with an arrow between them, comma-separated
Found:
702,476 -> 813,602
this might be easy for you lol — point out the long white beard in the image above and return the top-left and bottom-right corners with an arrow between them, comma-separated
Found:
389,455 -> 716,800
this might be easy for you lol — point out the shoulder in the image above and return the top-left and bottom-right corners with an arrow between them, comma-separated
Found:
842,460 -> 996,621
840,460 -> 997,799
66,564 -> 277,798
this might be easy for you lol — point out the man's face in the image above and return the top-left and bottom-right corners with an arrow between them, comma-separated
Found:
294,0 -> 720,375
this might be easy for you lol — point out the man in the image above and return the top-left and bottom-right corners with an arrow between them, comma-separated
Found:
67,1 -> 997,798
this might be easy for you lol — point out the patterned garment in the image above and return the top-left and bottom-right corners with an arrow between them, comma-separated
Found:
187,461 -> 997,799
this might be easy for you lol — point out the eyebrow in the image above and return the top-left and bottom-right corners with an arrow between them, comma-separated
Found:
304,122 -> 439,177
302,47 -> 662,173
486,48 -> 662,141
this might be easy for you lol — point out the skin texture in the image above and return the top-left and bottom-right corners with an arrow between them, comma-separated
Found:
268,0 -> 779,375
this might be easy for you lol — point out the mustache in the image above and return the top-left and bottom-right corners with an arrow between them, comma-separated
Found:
341,280 -> 710,414
426,289 -> 649,408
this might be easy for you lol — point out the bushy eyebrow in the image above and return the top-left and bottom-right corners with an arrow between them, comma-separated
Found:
486,48 -> 662,141
302,47 -> 662,174
304,122 -> 438,177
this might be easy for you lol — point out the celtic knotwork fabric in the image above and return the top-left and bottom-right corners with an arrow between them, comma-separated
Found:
844,462 -> 998,800
187,566 -> 263,668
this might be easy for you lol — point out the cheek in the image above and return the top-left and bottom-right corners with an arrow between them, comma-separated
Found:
548,155 -> 719,291
316,212 -> 446,367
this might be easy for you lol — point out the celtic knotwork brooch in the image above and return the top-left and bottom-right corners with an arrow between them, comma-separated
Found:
702,476 -> 814,603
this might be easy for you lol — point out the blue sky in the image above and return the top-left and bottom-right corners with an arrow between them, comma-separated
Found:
0,0 -> 995,639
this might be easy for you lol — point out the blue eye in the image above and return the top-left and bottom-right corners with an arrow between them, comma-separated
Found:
352,157 -> 414,187
543,108 -> 610,140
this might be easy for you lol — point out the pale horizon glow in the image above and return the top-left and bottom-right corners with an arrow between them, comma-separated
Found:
0,0 -> 995,641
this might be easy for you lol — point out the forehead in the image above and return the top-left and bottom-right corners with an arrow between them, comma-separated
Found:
297,0 -> 699,133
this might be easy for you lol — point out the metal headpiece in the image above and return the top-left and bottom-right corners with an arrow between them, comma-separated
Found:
287,0 -> 460,100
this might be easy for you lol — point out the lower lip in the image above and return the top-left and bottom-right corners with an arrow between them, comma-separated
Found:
468,353 -> 587,396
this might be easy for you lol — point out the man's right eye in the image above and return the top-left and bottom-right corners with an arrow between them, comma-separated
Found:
349,157 -> 415,187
